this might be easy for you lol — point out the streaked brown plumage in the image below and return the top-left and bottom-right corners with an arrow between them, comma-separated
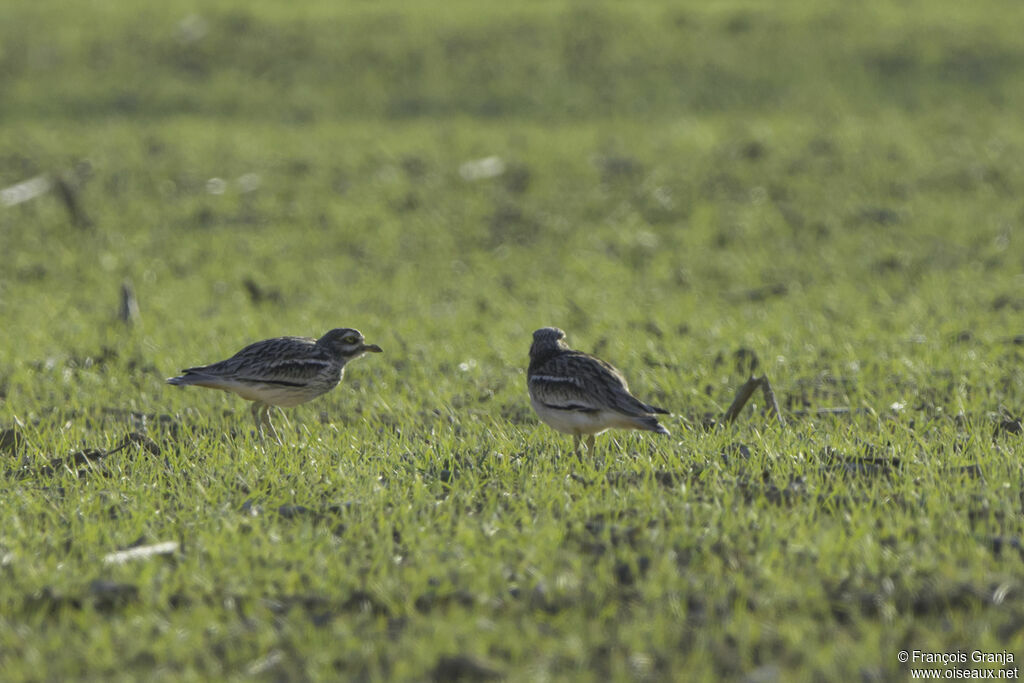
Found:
527,327 -> 669,455
167,327 -> 382,439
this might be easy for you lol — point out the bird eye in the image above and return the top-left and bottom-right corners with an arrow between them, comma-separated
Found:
344,335 -> 359,344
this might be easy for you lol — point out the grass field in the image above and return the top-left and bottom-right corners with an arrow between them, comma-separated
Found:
1,1 -> 1023,680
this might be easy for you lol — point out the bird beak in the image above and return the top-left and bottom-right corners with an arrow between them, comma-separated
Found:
361,343 -> 383,353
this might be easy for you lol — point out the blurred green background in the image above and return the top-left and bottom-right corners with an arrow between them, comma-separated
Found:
1,1 -> 1022,680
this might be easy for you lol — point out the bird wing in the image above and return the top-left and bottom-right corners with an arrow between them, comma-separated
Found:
529,352 -> 662,416
180,336 -> 330,385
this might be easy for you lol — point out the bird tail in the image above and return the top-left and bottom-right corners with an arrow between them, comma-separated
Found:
635,415 -> 670,436
166,370 -> 206,386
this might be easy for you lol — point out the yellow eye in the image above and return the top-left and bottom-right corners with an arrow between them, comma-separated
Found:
344,335 -> 359,344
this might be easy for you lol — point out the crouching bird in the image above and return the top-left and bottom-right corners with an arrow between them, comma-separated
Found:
167,327 -> 382,440
527,327 -> 670,455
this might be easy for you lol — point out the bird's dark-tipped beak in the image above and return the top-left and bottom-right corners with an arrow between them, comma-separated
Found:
361,343 -> 383,353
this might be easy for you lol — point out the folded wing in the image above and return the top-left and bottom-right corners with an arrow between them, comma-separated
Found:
530,352 -> 666,417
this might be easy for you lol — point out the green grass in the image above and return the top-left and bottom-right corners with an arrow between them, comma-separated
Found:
1,0 -> 1023,680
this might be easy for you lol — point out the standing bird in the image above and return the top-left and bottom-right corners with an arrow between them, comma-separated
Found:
167,327 -> 382,439
527,327 -> 670,455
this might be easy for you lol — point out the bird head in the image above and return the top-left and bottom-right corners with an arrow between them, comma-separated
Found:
317,328 -> 383,360
530,327 -> 569,359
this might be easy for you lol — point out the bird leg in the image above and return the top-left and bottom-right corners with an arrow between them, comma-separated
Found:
250,402 -> 262,434
269,413 -> 281,443
262,406 -> 281,444
570,434 -> 597,458
250,402 -> 281,443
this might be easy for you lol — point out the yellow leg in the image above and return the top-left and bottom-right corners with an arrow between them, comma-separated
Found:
585,435 -> 596,456
251,403 -> 281,443
263,406 -> 281,444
